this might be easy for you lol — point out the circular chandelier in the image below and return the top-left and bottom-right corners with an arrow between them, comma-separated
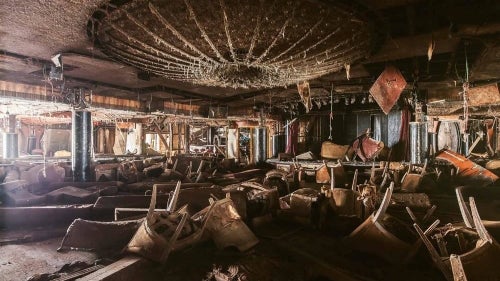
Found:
89,0 -> 375,89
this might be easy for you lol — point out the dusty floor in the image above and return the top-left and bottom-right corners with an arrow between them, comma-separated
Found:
143,220 -> 445,281
0,219 -> 446,281
0,237 -> 96,281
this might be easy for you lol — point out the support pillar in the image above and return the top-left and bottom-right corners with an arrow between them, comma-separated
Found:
429,132 -> 438,156
462,133 -> 470,156
253,127 -> 267,164
72,110 -> 92,182
3,114 -> 18,158
409,122 -> 428,164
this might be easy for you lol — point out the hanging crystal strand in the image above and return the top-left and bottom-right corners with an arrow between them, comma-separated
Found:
148,3 -> 216,64
273,26 -> 350,66
245,0 -> 265,63
125,11 -> 200,61
219,0 -> 237,62
252,15 -> 293,65
108,22 -> 192,64
184,0 -> 228,63
265,18 -> 324,64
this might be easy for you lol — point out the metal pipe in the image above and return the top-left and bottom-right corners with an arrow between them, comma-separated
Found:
462,133 -> 469,156
8,114 -> 16,133
429,132 -> 438,156
254,127 -> 267,164
3,133 -> 18,158
409,122 -> 428,164
72,110 -> 92,182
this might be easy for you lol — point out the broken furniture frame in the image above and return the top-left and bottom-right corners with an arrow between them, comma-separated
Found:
263,169 -> 291,197
347,182 -> 418,264
400,159 -> 428,193
414,194 -> 500,281
328,168 -> 363,218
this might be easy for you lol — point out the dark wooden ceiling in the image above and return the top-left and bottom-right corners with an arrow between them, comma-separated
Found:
0,0 -> 499,111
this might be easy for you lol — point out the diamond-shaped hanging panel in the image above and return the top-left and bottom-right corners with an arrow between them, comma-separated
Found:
369,66 -> 407,115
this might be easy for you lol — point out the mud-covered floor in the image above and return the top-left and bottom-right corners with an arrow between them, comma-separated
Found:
0,219 -> 445,281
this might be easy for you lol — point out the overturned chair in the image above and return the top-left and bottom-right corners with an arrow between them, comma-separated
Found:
414,189 -> 500,281
125,181 -> 212,263
263,169 -> 291,196
346,182 -> 421,264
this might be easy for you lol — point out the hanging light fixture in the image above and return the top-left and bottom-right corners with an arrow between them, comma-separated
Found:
89,0 -> 375,89
361,95 -> 367,104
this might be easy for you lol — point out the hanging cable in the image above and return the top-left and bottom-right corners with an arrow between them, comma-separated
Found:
329,83 -> 333,140
462,42 -> 470,154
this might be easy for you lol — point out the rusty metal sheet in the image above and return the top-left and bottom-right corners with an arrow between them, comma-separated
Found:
436,149 -> 499,186
369,66 -> 407,114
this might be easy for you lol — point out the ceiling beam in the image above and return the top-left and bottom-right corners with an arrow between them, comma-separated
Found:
139,85 -> 213,100
365,29 -> 459,63
365,23 -> 500,64
0,50 -> 217,102
360,0 -> 424,10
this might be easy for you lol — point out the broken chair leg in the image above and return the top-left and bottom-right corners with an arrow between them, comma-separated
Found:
450,254 -> 468,281
435,233 -> 449,257
373,182 -> 394,223
413,223 -> 454,281
406,206 -> 419,224
455,187 -> 474,228
403,219 -> 441,264
166,181 -> 181,213
422,205 -> 437,223
351,169 -> 358,192
469,197 -> 493,243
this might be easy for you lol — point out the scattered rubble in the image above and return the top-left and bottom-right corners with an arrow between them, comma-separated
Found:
2,144 -> 500,280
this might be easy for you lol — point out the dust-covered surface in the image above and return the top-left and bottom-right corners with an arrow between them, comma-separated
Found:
0,0 -> 107,59
0,237 -> 96,281
0,221 -> 446,281
146,221 -> 445,281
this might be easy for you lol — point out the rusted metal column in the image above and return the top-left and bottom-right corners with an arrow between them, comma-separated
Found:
72,110 -> 92,182
3,114 -> 18,158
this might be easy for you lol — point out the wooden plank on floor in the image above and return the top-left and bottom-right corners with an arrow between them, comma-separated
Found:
0,205 -> 93,228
